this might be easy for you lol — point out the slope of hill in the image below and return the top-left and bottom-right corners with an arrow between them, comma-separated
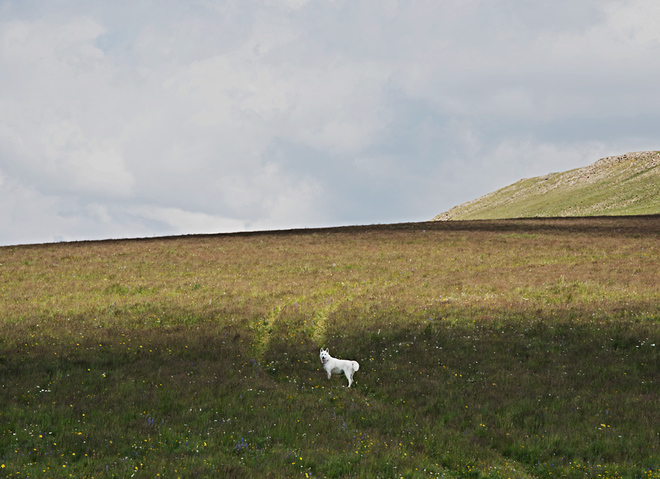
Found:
1,217 -> 660,477
434,150 -> 660,221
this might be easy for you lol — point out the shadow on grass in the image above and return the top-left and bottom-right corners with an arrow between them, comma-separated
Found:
1,307 -> 659,478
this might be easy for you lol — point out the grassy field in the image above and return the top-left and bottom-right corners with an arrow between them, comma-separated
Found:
434,151 -> 660,220
1,216 -> 659,478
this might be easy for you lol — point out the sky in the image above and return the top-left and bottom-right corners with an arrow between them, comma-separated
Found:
1,0 -> 660,246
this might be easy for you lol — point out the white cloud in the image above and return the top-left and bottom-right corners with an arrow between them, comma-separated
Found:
129,205 -> 248,235
0,177 -> 141,245
603,0 -> 660,47
1,0 -> 660,245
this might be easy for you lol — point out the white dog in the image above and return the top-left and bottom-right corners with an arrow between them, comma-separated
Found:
320,348 -> 360,387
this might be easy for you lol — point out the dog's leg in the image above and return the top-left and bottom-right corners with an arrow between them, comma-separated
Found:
346,370 -> 353,388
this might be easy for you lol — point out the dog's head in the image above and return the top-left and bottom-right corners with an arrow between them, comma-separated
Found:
320,348 -> 330,364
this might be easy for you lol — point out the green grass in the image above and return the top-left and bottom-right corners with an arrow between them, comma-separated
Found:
1,217 -> 660,478
435,151 -> 660,220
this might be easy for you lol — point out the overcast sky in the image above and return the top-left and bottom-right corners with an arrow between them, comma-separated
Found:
1,0 -> 659,246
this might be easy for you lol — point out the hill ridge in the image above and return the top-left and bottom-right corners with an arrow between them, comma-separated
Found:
434,150 -> 660,220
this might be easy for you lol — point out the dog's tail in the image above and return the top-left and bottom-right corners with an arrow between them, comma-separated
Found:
353,361 -> 360,371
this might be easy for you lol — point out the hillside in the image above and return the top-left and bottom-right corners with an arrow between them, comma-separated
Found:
434,150 -> 660,220
1,217 -> 660,477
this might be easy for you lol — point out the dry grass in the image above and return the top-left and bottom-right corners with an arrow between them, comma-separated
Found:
1,216 -> 659,477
